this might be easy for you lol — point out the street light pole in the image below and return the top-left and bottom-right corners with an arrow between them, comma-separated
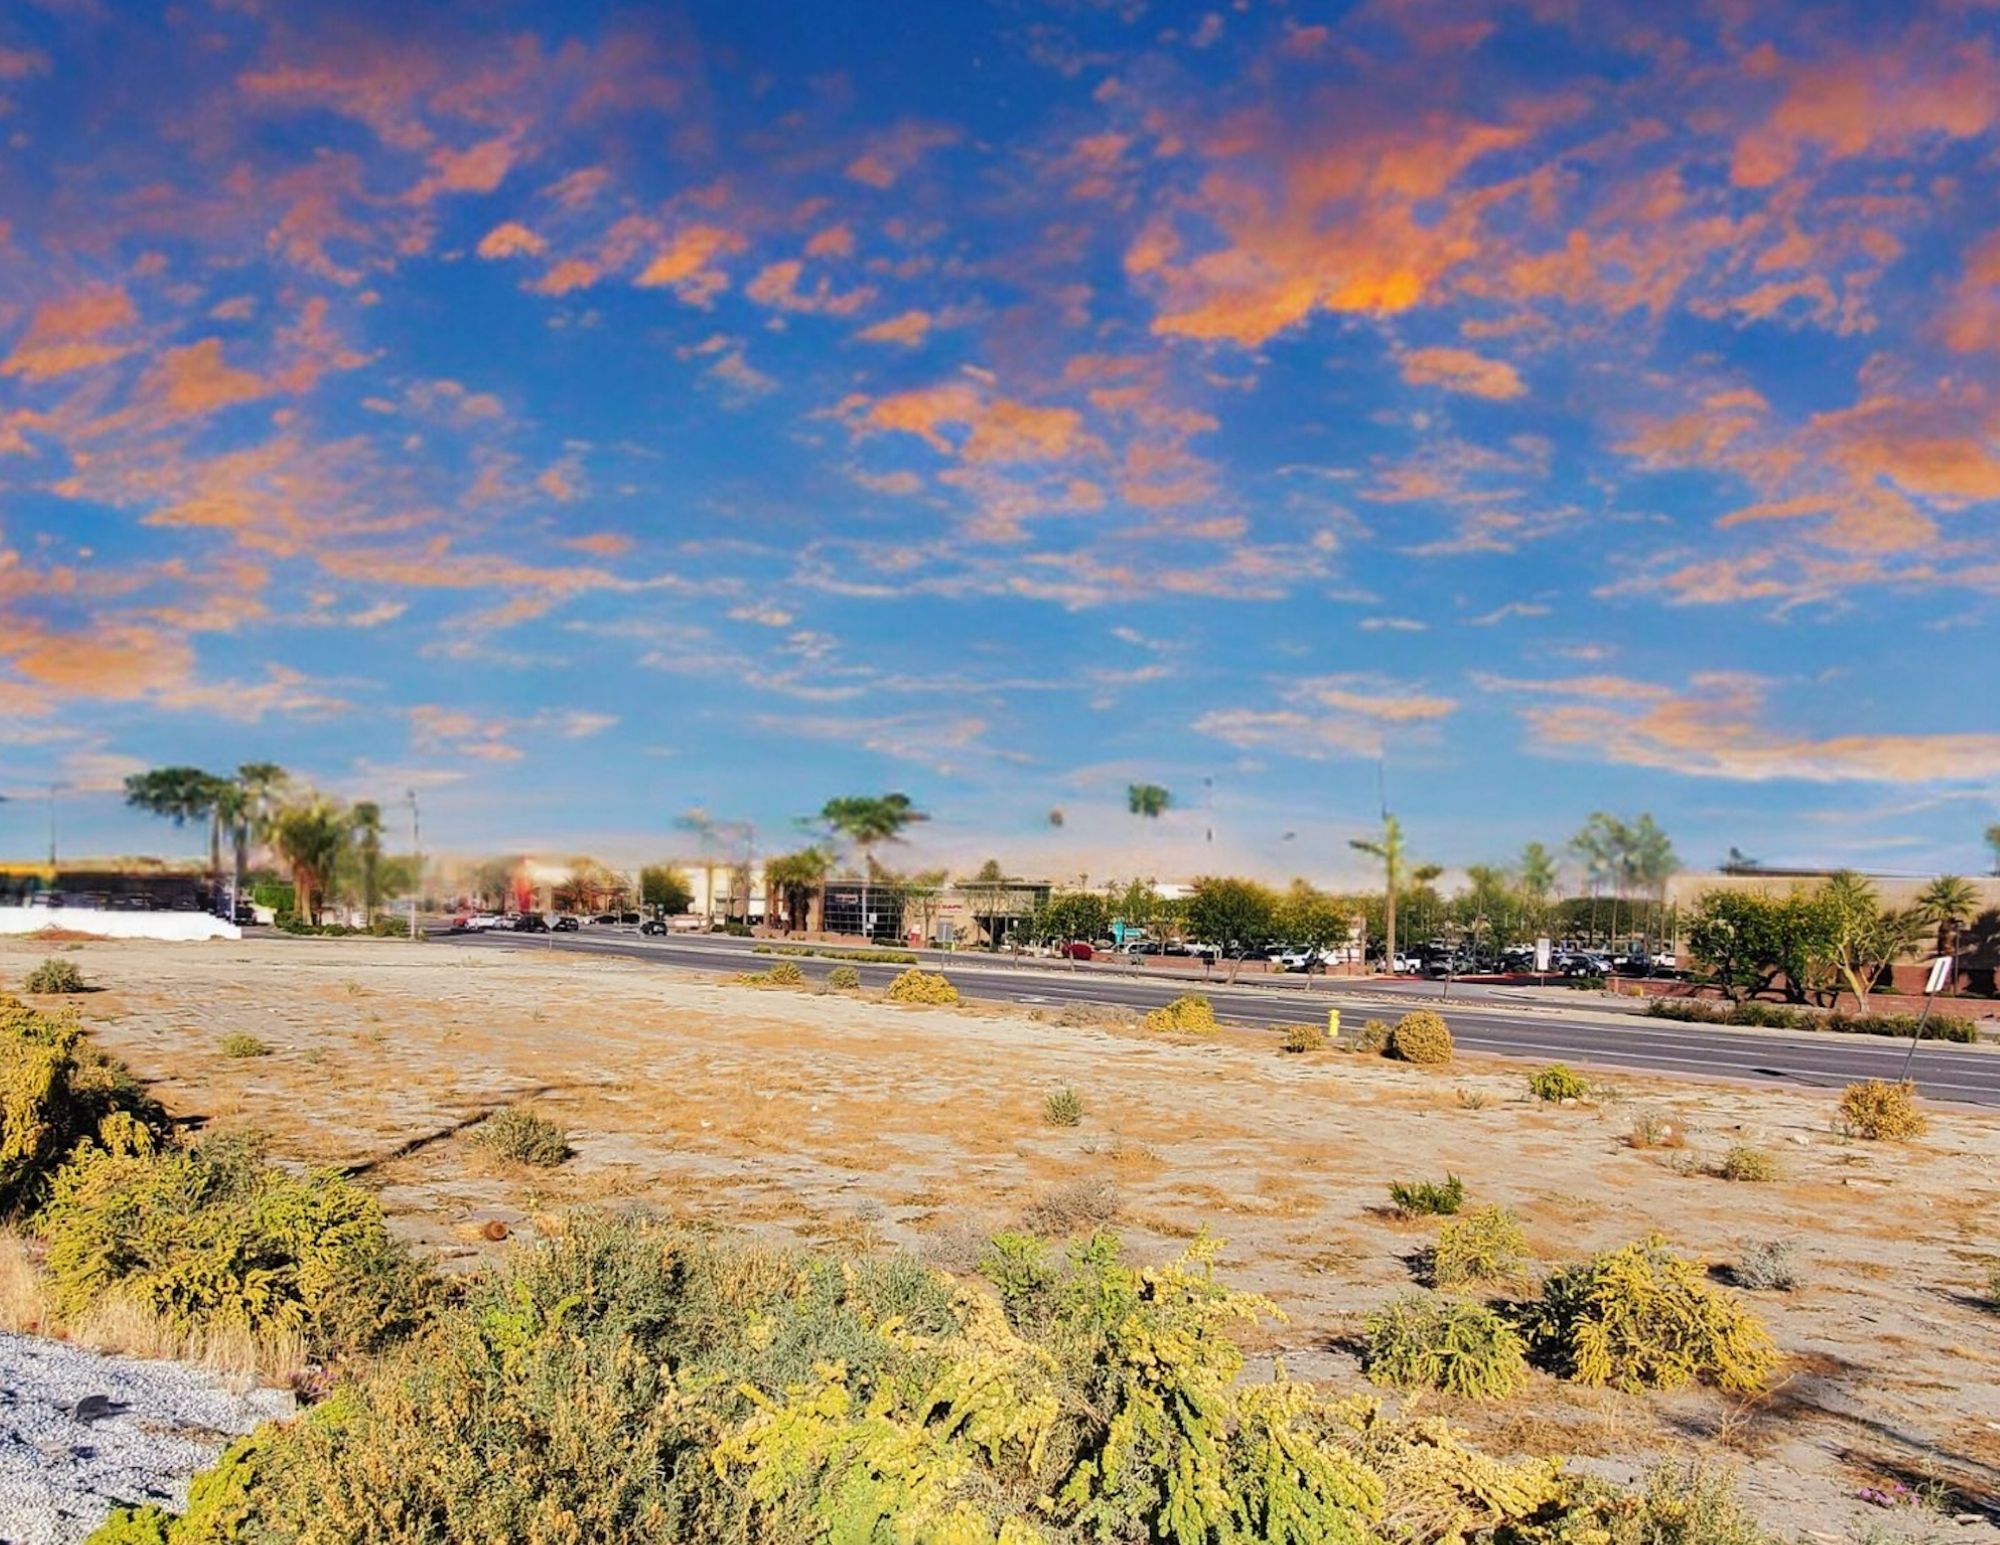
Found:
47,782 -> 59,868
406,788 -> 421,941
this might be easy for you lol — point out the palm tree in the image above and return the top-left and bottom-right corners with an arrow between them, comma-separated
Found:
1987,824 -> 2000,877
1627,813 -> 1678,952
1349,814 -> 1406,973
352,801 -> 384,924
819,793 -> 929,941
1126,784 -> 1171,820
1916,874 -> 1978,968
123,766 -> 229,891
271,795 -> 349,925
765,848 -> 831,933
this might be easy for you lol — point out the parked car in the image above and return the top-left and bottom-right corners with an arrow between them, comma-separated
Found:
592,913 -> 620,925
233,900 -> 257,926
639,918 -> 669,936
552,914 -> 580,931
511,913 -> 549,933
1058,940 -> 1094,960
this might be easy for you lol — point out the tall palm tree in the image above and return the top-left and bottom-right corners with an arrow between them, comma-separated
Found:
211,762 -> 289,916
271,795 -> 349,925
352,801 -> 384,924
1987,824 -> 2000,877
765,848 -> 831,933
124,767 -> 229,894
1916,874 -> 1978,970
1626,813 -> 1678,952
819,793 -> 928,941
1349,814 -> 1405,973
1126,784 -> 1171,820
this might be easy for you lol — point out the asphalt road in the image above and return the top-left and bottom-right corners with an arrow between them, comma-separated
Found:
443,928 -> 2000,1108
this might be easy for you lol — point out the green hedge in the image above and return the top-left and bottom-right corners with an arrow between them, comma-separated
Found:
1646,997 -> 1978,1043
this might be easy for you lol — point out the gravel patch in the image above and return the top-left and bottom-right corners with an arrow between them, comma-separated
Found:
0,1331 -> 293,1545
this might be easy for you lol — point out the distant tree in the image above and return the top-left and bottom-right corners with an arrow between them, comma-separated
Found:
1349,815 -> 1407,971
1033,890 -> 1110,947
1047,808 -> 1065,828
1186,876 -> 1278,981
351,802 -> 384,924
1109,877 -> 1159,938
1814,871 -> 1925,1007
1987,824 -> 2000,877
271,796 -> 349,925
817,793 -> 928,940
893,867 -> 951,945
1627,813 -> 1679,948
1126,784 -> 1171,820
641,863 -> 696,920
211,762 -> 289,910
123,767 -> 229,882
1517,843 -> 1557,905
1683,889 -> 1832,1003
1276,880 -> 1343,970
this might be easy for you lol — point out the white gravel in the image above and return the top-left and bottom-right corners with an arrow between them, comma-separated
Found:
0,1332 -> 293,1545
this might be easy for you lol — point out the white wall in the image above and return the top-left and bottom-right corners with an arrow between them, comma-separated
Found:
0,907 -> 241,942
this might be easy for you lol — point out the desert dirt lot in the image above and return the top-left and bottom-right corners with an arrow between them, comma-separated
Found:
9,934 -> 1999,1539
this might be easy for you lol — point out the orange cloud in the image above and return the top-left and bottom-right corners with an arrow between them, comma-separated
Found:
1941,230 -> 2000,355
408,135 -> 518,203
527,258 -> 600,296
745,259 -> 875,317
4,622 -> 196,702
1400,345 -> 1525,400
562,532 -> 632,557
854,309 -> 932,346
138,338 -> 271,418
476,221 -> 547,259
2,286 -> 139,382
634,223 -> 745,305
804,224 -> 855,259
845,121 -> 961,188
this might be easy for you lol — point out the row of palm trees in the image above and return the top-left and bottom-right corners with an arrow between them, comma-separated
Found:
123,765 -> 389,924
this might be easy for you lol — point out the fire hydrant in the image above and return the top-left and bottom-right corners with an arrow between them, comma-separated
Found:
1326,1008 -> 1341,1043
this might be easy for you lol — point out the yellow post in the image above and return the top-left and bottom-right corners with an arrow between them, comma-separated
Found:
1326,1008 -> 1341,1042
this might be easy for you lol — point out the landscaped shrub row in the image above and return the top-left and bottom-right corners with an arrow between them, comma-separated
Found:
92,1218 -> 1784,1545
751,943 -> 921,965
1646,997 -> 1978,1042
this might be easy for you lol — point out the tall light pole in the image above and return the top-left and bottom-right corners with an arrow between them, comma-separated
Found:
47,782 -> 61,868
406,788 -> 421,941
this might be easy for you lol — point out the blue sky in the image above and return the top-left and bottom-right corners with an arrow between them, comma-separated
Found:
1,0 -> 1997,885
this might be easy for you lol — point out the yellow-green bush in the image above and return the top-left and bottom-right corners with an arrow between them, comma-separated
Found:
1528,1064 -> 1590,1103
471,1106 -> 570,1167
885,968 -> 960,1005
1,994 -> 167,1219
1142,993 -> 1217,1034
1717,1143 -> 1779,1183
1431,1205 -> 1529,1289
219,1033 -> 270,1060
826,964 -> 861,990
1280,1022 -> 1326,1054
1388,1173 -> 1464,1217
1043,1087 -> 1083,1128
23,958 -> 85,995
1354,1018 -> 1393,1056
1838,1079 -> 1926,1141
1526,1235 -> 1778,1395
36,1136 -> 428,1364
1388,1010 -> 1453,1065
1361,1292 -> 1527,1401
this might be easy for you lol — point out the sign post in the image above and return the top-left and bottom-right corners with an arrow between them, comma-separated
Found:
1534,936 -> 1552,986
1898,956 -> 1954,1083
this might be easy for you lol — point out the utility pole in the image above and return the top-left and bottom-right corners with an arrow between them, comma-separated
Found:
406,788 -> 421,942
47,782 -> 59,868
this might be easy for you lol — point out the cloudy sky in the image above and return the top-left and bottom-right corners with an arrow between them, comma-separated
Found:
2,0 -> 1997,884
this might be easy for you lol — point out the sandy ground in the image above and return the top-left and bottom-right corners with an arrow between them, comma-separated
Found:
6,934 -> 1999,1540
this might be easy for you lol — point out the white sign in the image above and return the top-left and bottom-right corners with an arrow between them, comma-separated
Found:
1534,937 -> 1552,973
1924,956 -> 1954,995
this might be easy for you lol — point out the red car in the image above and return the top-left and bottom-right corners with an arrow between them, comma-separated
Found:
1058,940 -> 1095,960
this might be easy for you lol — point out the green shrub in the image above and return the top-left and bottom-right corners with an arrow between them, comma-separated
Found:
1431,1205 -> 1529,1288
1362,1291 -> 1527,1400
0,995 -> 168,1219
1354,1018 -> 1393,1056
36,1136 -> 427,1363
1646,998 -> 1978,1043
826,964 -> 861,990
219,1033 -> 270,1059
1838,1079 -> 1926,1140
1525,1462 -> 1782,1545
754,944 -> 918,965
1142,993 -> 1217,1034
1528,1064 -> 1590,1103
1279,1022 -> 1326,1054
884,968 -> 960,1005
1527,1235 -> 1779,1394
1717,1143 -> 1779,1182
1388,1173 -> 1464,1217
1455,1087 -> 1489,1111
1043,1087 -> 1083,1128
472,1106 -> 571,1167
1732,1240 -> 1801,1293
1388,1009 -> 1453,1065
23,958 -> 84,995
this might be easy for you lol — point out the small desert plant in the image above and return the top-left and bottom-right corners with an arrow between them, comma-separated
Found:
1388,1009 -> 1453,1065
1043,1088 -> 1083,1128
1142,993 -> 1217,1034
1626,1108 -> 1685,1149
1388,1173 -> 1465,1217
1431,1205 -> 1529,1288
826,964 -> 861,990
1528,1064 -> 1590,1103
1984,1265 -> 2000,1309
1732,1239 -> 1801,1292
1353,1018 -> 1393,1056
1279,1022 -> 1325,1054
1454,1087 -> 1489,1111
762,959 -> 804,986
23,959 -> 84,995
1021,1177 -> 1121,1236
472,1106 -> 571,1167
1838,1079 -> 1926,1141
1717,1143 -> 1780,1182
219,1033 -> 270,1059
1527,1234 -> 1779,1393
1361,1291 -> 1528,1400
884,968 -> 960,1005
